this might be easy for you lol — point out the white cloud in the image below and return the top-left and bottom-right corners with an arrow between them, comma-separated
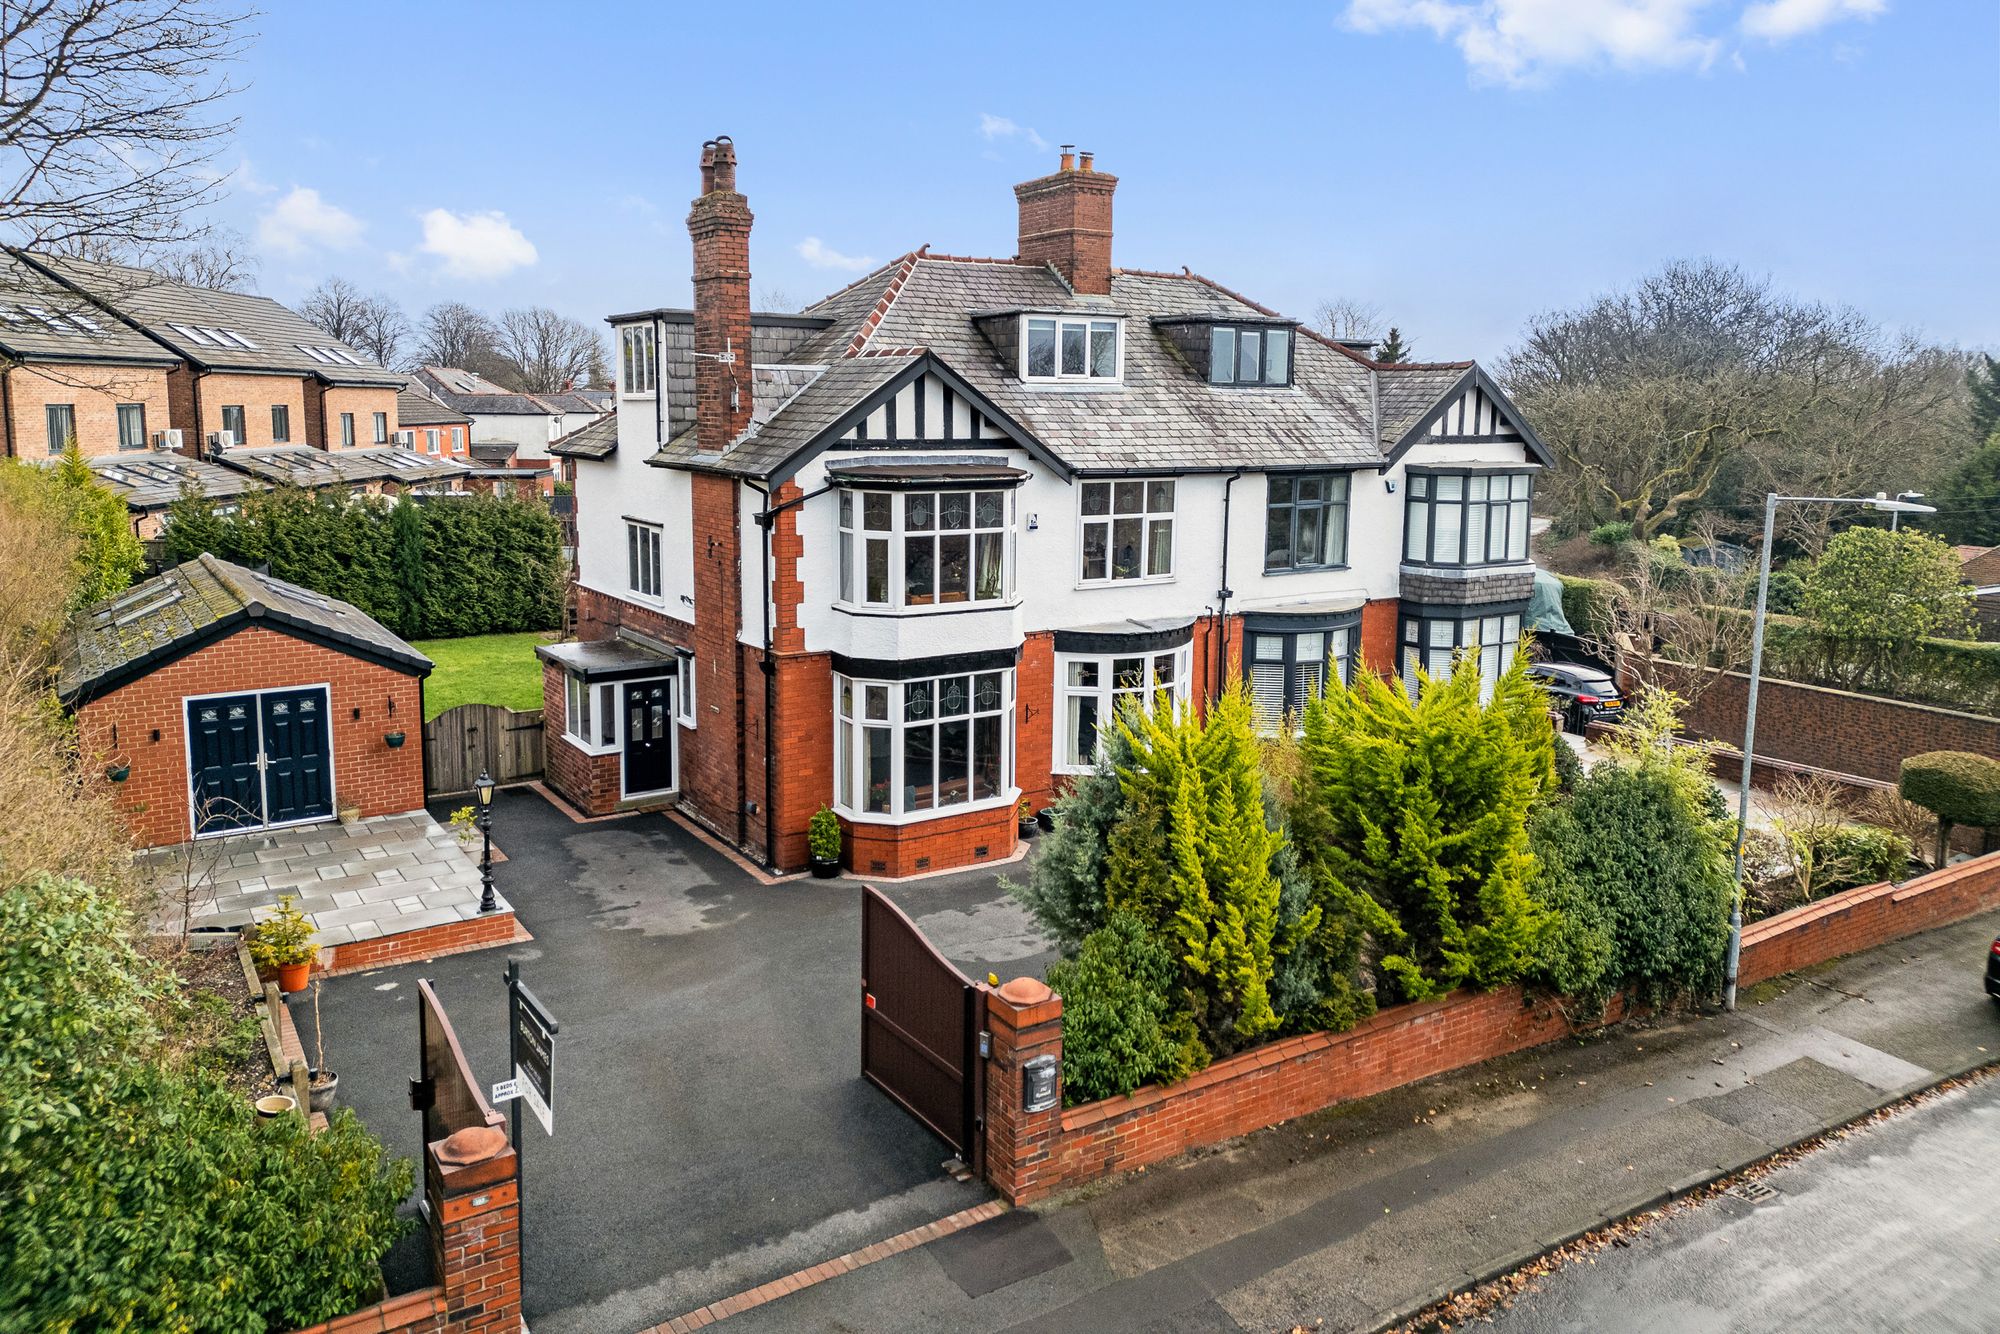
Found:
795,237 -> 877,273
416,208 -> 538,280
979,113 -> 1049,152
257,186 -> 364,255
1342,0 -> 1880,85
1740,0 -> 1884,41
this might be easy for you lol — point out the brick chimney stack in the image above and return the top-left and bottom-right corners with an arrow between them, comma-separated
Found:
688,135 -> 754,455
1014,146 -> 1117,295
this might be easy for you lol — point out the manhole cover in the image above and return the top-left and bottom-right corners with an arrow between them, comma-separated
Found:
1730,1180 -> 1780,1203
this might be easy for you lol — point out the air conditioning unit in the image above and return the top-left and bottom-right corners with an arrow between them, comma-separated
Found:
206,430 -> 235,452
392,430 -> 415,448
152,428 -> 184,452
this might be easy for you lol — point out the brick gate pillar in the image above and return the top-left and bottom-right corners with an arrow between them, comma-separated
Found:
982,976 -> 1066,1205
426,1125 -> 522,1333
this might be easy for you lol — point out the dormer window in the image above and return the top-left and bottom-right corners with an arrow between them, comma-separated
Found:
1025,316 -> 1119,381
1208,324 -> 1292,386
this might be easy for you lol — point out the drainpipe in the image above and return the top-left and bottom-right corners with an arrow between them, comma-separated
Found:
654,317 -> 665,449
1212,471 -> 1242,704
748,478 -> 833,869
1,364 -> 14,458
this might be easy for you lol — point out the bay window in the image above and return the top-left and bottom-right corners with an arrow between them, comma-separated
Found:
1264,473 -> 1350,572
837,488 -> 1012,610
833,668 -> 1015,818
1404,469 -> 1534,566
1057,645 -> 1191,771
1400,609 -> 1522,701
1080,478 -> 1174,582
1025,315 -> 1120,381
562,673 -> 618,752
1246,623 -> 1353,732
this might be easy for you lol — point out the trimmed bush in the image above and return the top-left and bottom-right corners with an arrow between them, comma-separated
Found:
1900,750 -> 2000,865
1557,574 -> 1621,640
1589,521 -> 1634,546
1046,912 -> 1200,1104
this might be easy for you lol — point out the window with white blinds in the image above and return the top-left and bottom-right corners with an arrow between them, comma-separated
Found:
1056,645 -> 1191,771
1247,627 -> 1350,733
1404,470 -> 1533,566
1399,611 -> 1521,701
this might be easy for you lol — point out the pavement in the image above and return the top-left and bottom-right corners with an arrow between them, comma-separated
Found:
315,788 -> 1045,1334
1476,1069 -> 2000,1333
139,808 -> 501,947
708,903 -> 2000,1333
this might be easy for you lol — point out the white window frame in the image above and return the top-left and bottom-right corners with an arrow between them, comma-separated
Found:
1022,315 -> 1123,382
620,324 -> 658,396
1246,625 -> 1353,734
561,673 -> 620,754
1078,478 -> 1176,584
1054,644 -> 1192,773
835,487 -> 1015,613
425,428 -> 441,454
626,518 -> 662,601
674,656 -> 696,727
1400,610 -> 1523,702
832,669 -> 1016,823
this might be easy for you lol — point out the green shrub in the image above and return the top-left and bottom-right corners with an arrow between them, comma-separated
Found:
1046,912 -> 1200,1104
1900,750 -> 2000,864
1524,803 -> 1616,1003
0,450 -> 145,611
807,805 -> 841,861
1557,574 -> 1621,640
1005,729 -> 1135,953
1761,567 -> 1806,615
1589,521 -> 1634,546
1813,825 -> 1912,892
0,875 -> 412,1332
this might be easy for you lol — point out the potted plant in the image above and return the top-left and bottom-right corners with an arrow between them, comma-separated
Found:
306,979 -> 338,1112
447,805 -> 479,849
808,805 -> 842,879
1036,805 -> 1059,834
383,729 -> 407,749
247,894 -> 318,993
1017,798 -> 1038,839
337,793 -> 361,826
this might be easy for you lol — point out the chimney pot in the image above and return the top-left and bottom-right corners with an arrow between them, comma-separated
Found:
699,139 -> 717,194
1059,145 -> 1075,172
1079,150 -> 1094,173
711,135 -> 738,192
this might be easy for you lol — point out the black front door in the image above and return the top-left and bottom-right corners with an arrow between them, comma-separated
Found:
186,687 -> 333,834
624,679 -> 674,795
188,693 -> 264,832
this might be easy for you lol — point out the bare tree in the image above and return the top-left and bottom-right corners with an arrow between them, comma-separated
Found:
152,229 -> 256,291
1587,543 -> 1756,712
495,305 -> 608,393
413,300 -> 503,374
1311,296 -> 1384,341
297,277 -> 408,367
0,0 -> 249,254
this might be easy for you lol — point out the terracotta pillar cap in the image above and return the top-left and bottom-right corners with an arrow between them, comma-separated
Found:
998,976 -> 1053,1006
435,1125 -> 507,1165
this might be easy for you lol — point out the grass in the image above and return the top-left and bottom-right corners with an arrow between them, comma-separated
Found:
412,630 -> 557,720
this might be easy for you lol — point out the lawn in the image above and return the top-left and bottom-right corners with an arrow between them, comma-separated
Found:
413,630 -> 557,719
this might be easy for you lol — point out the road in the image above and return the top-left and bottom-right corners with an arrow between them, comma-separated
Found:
1477,1072 -> 2000,1334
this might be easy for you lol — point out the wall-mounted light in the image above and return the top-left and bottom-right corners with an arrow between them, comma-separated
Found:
1384,479 -> 1398,494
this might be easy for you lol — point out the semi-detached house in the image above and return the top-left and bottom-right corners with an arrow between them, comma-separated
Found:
548,137 -> 1552,877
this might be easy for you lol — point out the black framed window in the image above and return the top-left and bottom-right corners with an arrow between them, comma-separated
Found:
1208,324 -> 1293,386
1404,470 -> 1533,566
1247,626 -> 1351,732
44,403 -> 74,453
116,403 -> 147,451
339,412 -> 355,447
220,404 -> 246,442
270,404 -> 290,442
1264,473 -> 1350,571
1400,609 -> 1522,701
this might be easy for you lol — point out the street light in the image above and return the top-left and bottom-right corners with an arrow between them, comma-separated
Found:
1722,491 -> 1937,1010
475,770 -> 499,914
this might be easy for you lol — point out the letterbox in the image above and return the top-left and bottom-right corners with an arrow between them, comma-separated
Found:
1023,1054 -> 1060,1113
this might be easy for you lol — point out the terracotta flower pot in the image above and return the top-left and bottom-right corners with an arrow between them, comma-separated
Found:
277,960 -> 312,993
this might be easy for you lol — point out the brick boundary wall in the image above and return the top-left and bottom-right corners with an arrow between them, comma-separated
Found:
319,907 -> 519,974
981,850 -> 2000,1205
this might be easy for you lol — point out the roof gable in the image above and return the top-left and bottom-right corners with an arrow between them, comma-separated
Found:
1382,366 -> 1554,469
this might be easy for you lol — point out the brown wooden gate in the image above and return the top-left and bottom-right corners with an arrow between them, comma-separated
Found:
423,703 -> 545,796
861,887 -> 985,1173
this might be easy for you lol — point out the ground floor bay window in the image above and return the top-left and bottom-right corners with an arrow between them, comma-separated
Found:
1245,617 -> 1355,733
1400,606 -> 1523,700
1056,643 -> 1192,771
833,665 -> 1015,818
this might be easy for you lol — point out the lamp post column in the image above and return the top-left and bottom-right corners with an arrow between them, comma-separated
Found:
1723,492 -> 1779,1012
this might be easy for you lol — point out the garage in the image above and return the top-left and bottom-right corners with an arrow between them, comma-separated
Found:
60,553 -> 432,848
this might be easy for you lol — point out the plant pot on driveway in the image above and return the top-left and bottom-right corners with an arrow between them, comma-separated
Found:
809,854 -> 841,879
277,960 -> 311,993
308,1069 -> 339,1113
1036,806 -> 1058,833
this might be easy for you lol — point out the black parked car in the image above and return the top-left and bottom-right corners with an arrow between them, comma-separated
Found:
1985,935 -> 2000,1007
1527,661 -> 1625,733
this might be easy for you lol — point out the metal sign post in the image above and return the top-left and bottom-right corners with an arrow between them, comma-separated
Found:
501,958 -> 557,1285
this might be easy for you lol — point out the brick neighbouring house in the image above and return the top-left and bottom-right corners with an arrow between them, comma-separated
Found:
59,553 -> 431,849
549,137 -> 1551,876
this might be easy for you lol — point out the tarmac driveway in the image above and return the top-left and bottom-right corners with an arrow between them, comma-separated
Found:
317,787 -> 1052,1334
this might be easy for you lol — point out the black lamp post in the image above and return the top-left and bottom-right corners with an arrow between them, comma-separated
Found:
475,770 -> 498,914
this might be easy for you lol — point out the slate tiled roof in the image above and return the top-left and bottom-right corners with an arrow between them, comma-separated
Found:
16,251 -> 401,385
410,366 -> 554,417
396,384 -> 469,428
0,252 -> 180,365
211,445 -> 469,488
73,451 -> 268,511
59,553 -> 430,703
639,255 -> 1492,483
548,412 -> 617,459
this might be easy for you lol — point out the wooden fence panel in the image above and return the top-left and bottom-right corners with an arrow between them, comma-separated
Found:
423,704 -> 545,796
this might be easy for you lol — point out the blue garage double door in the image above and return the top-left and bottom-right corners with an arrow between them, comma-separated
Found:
187,687 -> 334,835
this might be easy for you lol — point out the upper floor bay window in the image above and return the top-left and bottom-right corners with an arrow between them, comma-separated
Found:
1400,609 -> 1522,701
833,669 -> 1014,818
626,519 -> 662,599
836,488 -> 1012,610
620,325 -> 657,395
1025,315 -> 1120,381
1209,324 -> 1292,387
1265,473 -> 1349,572
1404,470 -> 1533,566
1058,645 -> 1191,771
1080,479 -> 1174,582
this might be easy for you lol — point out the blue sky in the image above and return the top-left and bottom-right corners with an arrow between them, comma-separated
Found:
211,0 -> 1995,365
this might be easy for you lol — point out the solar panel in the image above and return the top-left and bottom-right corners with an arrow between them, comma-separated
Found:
111,585 -> 182,626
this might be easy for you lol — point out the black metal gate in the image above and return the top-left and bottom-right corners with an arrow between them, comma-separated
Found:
861,887 -> 984,1173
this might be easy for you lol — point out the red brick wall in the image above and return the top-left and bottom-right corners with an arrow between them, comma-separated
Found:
686,473 -> 744,841
315,385 -> 399,450
76,625 -> 425,848
846,800 -> 1020,879
748,647 -> 833,869
6,363 -> 172,457
1014,161 -> 1117,295
188,372 -> 310,450
1737,852 -> 2000,986
322,910 -> 518,974
539,660 -> 622,816
1360,596 -> 1398,677
1017,631 -> 1057,811
1676,667 -> 2000,785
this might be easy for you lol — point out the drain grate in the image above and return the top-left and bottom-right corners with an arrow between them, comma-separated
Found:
1731,1179 -> 1780,1203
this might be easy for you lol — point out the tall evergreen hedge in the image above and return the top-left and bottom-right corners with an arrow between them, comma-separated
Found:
163,486 -> 563,640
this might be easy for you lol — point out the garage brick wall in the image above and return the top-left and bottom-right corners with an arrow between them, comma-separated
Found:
78,624 -> 426,848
